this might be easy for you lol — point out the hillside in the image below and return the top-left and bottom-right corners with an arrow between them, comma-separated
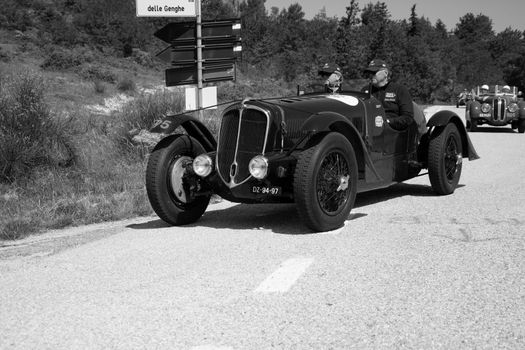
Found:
0,4 -> 291,241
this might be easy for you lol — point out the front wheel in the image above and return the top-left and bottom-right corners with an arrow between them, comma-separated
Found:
518,119 -> 525,134
293,133 -> 358,232
146,135 -> 210,225
469,118 -> 478,132
428,123 -> 463,195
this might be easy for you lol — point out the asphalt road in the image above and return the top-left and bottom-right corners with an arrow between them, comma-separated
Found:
1,107 -> 524,350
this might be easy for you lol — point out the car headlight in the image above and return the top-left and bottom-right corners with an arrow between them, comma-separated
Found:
508,103 -> 519,113
249,155 -> 268,179
481,103 -> 491,113
192,154 -> 213,177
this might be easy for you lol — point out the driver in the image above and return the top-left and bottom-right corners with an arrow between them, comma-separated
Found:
318,63 -> 343,93
362,59 -> 415,130
502,85 -> 512,94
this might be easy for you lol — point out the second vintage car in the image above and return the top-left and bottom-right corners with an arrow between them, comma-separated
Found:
145,87 -> 479,232
465,85 -> 525,132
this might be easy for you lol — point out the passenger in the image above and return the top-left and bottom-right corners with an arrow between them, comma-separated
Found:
457,89 -> 468,107
318,63 -> 343,93
476,84 -> 490,102
362,59 -> 415,130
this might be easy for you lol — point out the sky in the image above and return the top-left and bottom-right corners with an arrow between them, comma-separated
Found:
263,0 -> 525,32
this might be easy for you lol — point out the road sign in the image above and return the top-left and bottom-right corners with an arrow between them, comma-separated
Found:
136,0 -> 196,17
165,63 -> 235,86
185,86 -> 217,110
156,41 -> 241,65
154,19 -> 241,43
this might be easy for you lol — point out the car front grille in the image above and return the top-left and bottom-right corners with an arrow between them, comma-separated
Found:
493,98 -> 506,121
217,107 -> 269,187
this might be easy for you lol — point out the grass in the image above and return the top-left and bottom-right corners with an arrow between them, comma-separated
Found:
0,56 -> 294,241
0,25 -> 297,241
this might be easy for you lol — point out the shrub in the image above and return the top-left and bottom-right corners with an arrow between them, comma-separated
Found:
117,76 -> 136,92
79,64 -> 117,83
93,80 -> 106,94
117,89 -> 184,132
0,71 -> 75,183
41,49 -> 83,70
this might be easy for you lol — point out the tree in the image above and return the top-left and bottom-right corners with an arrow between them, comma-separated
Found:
335,0 -> 365,78
239,0 -> 270,65
360,2 -> 391,62
453,13 -> 500,87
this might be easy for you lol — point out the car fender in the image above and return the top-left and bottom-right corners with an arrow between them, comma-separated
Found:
149,114 -> 216,152
466,100 -> 481,119
301,112 -> 383,181
426,110 -> 479,160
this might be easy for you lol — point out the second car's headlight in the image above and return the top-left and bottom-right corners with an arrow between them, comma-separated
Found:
192,154 -> 213,177
481,103 -> 491,113
249,155 -> 268,179
508,103 -> 519,113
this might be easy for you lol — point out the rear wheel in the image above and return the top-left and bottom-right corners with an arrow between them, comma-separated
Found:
294,133 -> 358,232
428,123 -> 463,195
146,135 -> 210,225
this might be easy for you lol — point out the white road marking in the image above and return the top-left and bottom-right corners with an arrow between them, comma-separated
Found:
22,250 -> 54,259
254,257 -> 314,293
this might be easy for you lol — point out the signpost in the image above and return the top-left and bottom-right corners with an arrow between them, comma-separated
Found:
138,0 -> 241,115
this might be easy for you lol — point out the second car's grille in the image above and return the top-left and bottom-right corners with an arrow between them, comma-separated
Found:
493,98 -> 506,121
217,107 -> 269,187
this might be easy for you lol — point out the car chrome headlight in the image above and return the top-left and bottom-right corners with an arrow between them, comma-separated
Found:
508,103 -> 519,113
192,154 -> 213,177
481,103 -> 491,113
249,155 -> 268,179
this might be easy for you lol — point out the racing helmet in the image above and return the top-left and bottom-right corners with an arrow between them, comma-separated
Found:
502,85 -> 511,92
481,84 -> 489,91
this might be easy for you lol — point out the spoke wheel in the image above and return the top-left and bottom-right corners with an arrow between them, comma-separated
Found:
428,123 -> 463,195
316,152 -> 351,216
294,133 -> 358,232
444,136 -> 460,181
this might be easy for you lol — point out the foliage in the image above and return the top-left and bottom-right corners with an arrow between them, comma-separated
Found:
116,76 -> 137,92
0,71 -> 75,183
3,0 -> 524,99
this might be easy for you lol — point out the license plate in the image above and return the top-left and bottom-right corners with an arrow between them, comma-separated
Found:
251,186 -> 282,195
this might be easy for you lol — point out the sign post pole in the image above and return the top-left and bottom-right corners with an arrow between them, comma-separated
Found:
196,0 -> 203,120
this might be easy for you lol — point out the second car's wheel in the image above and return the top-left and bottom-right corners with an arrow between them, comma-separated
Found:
469,118 -> 478,132
294,132 -> 358,232
428,123 -> 463,195
146,135 -> 210,225
518,119 -> 525,133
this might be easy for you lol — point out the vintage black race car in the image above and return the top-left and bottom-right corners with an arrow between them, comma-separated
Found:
466,85 -> 525,132
145,88 -> 479,232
